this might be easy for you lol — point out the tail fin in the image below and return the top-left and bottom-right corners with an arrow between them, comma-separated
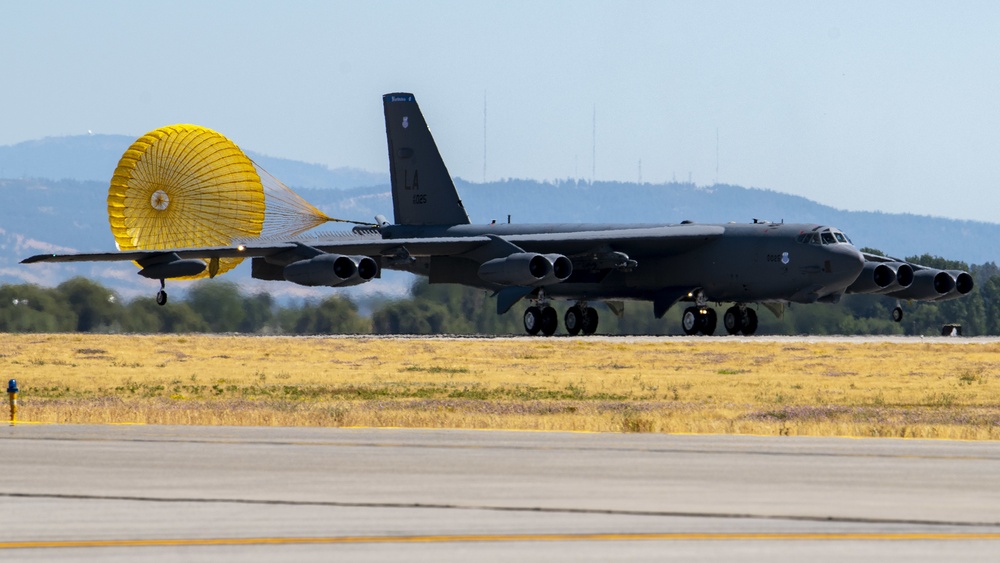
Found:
383,93 -> 470,226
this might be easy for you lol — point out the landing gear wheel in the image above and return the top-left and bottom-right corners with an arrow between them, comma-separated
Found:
540,306 -> 558,336
565,306 -> 583,336
741,308 -> 758,336
582,307 -> 599,336
524,306 -> 541,335
892,307 -> 903,323
682,307 -> 699,335
723,306 -> 742,335
700,308 -> 717,336
155,290 -> 168,306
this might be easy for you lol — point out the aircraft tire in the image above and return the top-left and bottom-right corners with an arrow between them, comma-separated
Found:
682,307 -> 699,335
524,306 -> 542,335
700,308 -> 717,336
741,308 -> 758,336
564,306 -> 583,336
156,290 -> 168,307
723,306 -> 742,335
540,306 -> 558,336
582,307 -> 599,336
892,307 -> 903,323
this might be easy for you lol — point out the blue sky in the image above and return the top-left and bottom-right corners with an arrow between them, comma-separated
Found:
4,1 -> 1000,222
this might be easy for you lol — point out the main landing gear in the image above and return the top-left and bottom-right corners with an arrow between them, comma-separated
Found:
523,301 -> 599,337
681,299 -> 758,336
722,305 -> 757,336
682,307 -> 716,336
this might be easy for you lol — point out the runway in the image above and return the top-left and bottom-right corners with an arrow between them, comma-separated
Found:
2,425 -> 999,561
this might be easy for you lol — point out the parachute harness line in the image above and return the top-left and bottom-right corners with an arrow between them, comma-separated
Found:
108,124 -> 369,280
253,163 -> 373,236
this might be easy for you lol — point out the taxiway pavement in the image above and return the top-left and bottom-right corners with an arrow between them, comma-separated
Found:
2,425 -> 999,561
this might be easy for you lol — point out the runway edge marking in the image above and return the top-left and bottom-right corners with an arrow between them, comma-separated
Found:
5,533 -> 1000,549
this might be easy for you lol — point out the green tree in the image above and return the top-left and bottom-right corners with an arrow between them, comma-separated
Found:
186,281 -> 246,332
0,284 -> 75,332
240,292 -> 276,333
411,281 -> 523,334
372,299 -> 451,334
284,296 -> 370,334
120,299 -> 165,333
56,277 -> 123,332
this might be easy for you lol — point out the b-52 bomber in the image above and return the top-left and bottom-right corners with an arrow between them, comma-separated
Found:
23,93 -> 974,335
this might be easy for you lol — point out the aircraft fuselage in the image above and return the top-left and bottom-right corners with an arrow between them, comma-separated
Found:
382,221 -> 864,306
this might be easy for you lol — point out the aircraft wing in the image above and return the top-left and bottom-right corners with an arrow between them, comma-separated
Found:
22,224 -> 725,265
20,236 -> 492,264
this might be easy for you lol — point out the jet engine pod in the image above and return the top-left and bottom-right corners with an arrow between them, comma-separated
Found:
848,262 -> 915,294
846,262 -> 896,294
935,270 -> 975,302
889,263 -> 915,291
886,268 -> 955,300
478,252 -> 573,286
543,254 -> 574,281
138,259 -> 208,280
283,254 -> 378,287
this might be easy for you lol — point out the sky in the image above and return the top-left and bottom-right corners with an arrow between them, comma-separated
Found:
3,1 -> 1000,223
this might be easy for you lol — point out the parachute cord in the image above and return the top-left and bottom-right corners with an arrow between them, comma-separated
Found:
319,216 -> 379,227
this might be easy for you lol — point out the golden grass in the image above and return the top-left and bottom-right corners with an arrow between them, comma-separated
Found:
2,334 -> 999,439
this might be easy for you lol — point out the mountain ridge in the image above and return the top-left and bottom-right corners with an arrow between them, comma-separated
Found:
1,135 -> 996,302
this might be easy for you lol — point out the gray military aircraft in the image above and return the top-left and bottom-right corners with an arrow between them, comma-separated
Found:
22,93 -> 974,335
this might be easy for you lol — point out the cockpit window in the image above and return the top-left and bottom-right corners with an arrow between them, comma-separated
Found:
798,228 -> 854,246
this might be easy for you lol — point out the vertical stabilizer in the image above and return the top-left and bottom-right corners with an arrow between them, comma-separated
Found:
383,93 -> 470,226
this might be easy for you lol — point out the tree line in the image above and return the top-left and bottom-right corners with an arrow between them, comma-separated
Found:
0,255 -> 996,335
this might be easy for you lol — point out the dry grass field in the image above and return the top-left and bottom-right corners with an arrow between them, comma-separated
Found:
3,333 -> 999,439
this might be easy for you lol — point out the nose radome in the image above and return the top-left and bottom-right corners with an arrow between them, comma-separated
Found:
829,244 -> 865,282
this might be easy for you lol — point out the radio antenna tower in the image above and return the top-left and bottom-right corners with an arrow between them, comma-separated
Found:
483,91 -> 487,184
591,104 -> 596,183
715,127 -> 720,184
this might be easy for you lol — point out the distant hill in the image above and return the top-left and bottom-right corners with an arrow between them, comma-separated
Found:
1,134 -> 997,303
0,134 -> 388,189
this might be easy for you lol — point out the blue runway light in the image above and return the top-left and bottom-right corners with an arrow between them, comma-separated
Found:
7,379 -> 17,394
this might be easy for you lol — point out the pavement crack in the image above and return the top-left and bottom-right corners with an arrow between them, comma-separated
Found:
1,492 -> 996,529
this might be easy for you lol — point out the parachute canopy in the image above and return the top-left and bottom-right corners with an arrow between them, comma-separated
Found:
108,124 -> 341,279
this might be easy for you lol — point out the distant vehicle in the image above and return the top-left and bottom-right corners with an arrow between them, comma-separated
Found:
22,93 -> 974,335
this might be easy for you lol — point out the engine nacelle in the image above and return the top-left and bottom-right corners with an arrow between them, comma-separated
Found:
935,270 -> 975,301
282,254 -> 378,287
138,258 -> 207,279
478,252 -> 573,286
886,268 -> 955,301
846,262 -> 896,294
849,262 -> 914,294
881,263 -> 915,293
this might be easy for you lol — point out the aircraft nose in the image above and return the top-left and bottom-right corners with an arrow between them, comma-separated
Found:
829,244 -> 865,284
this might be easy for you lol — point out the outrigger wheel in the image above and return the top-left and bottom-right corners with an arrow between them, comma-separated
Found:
155,279 -> 167,306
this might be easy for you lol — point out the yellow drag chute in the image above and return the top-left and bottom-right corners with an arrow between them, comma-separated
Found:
108,124 -> 364,284
108,124 -> 265,279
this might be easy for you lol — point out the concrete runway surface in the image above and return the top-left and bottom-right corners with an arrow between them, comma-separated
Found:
2,424 -> 999,562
